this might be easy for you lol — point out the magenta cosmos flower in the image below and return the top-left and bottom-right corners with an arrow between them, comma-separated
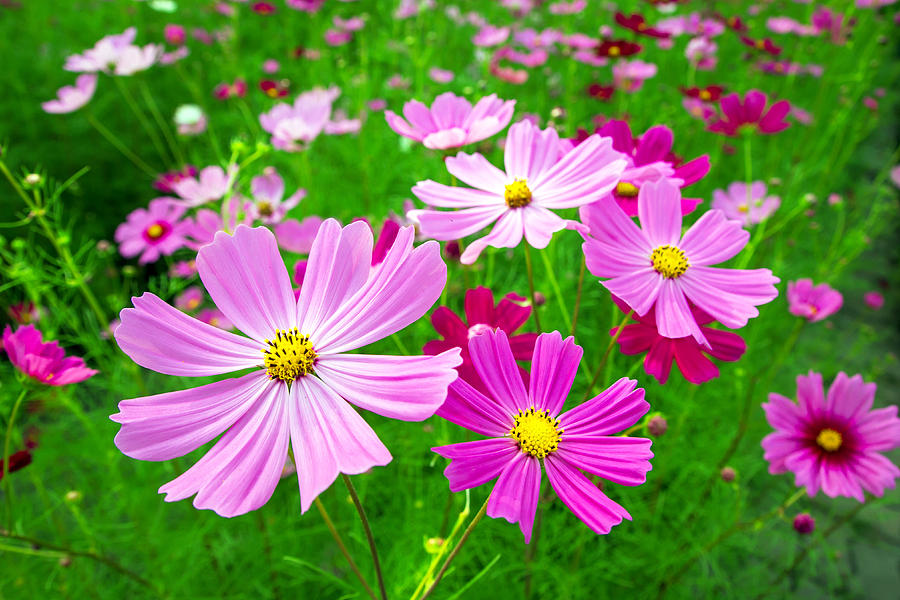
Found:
581,179 -> 779,346
787,279 -> 843,322
423,286 -> 537,393
42,74 -> 98,114
111,223 -> 461,517
385,92 -> 515,150
711,181 -> 780,227
3,325 -> 97,385
433,330 -> 653,541
609,295 -> 745,385
762,372 -> 900,501
409,120 -> 627,264
708,89 -> 791,136
115,199 -> 191,264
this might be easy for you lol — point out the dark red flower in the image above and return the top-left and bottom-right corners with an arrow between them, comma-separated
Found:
423,287 -> 537,394
153,165 -> 198,193
586,83 -> 615,101
259,79 -> 290,98
614,12 -> 670,38
0,449 -> 33,480
252,2 -> 276,15
740,36 -> 782,56
717,13 -> 748,33
595,39 -> 642,58
681,85 -> 725,102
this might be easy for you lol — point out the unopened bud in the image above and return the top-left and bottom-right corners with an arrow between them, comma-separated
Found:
65,490 -> 82,503
720,467 -> 736,482
532,292 -> 546,307
793,513 -> 815,534
59,556 -> 72,567
647,415 -> 667,437
23,173 -> 42,186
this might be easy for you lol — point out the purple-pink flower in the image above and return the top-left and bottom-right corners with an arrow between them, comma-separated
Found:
384,92 -> 515,150
171,166 -> 232,207
433,330 -> 653,541
762,371 -> 900,501
708,89 -> 791,136
711,181 -> 780,227
115,199 -> 191,264
787,279 -> 843,322
42,74 -> 97,114
612,59 -> 657,92
581,179 -> 780,346
64,27 -> 160,76
248,168 -> 306,225
409,120 -> 627,264
111,223 -> 461,517
3,325 -> 97,386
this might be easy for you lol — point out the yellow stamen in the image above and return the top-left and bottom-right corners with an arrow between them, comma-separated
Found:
146,224 -> 165,240
699,90 -> 711,101
504,178 -> 532,208
509,407 -> 563,459
609,46 -> 621,57
257,201 -> 273,217
755,39 -> 766,50
816,428 -> 842,452
262,328 -> 317,382
651,245 -> 689,279
616,182 -> 640,198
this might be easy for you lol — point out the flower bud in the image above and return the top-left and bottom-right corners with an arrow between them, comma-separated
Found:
23,173 -> 42,186
532,292 -> 546,307
720,466 -> 736,482
647,415 -> 667,437
793,513 -> 815,534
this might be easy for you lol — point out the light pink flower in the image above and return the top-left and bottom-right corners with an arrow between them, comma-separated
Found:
260,87 -> 341,151
248,168 -> 306,224
473,25 -> 510,47
112,44 -> 162,76
176,286 -> 205,312
275,216 -> 324,254
64,27 -> 137,73
787,279 -> 843,322
172,166 -> 232,207
711,181 -> 780,227
581,179 -> 780,346
548,0 -> 585,15
385,92 -> 515,150
409,120 -> 627,264
197,308 -> 232,330
324,110 -> 362,135
612,60 -> 657,92
685,37 -> 717,70
3,325 -> 98,386
115,199 -> 191,264
428,67 -> 455,83
42,74 -> 97,114
324,29 -> 352,46
111,223 -> 461,516
262,59 -> 280,73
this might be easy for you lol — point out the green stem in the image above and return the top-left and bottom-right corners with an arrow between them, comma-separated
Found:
583,310 -> 633,400
538,245 -> 572,332
419,498 -> 489,600
411,491 -> 471,600
114,77 -> 171,166
138,79 -> 186,166
87,115 -> 158,178
570,257 -> 586,338
523,244 -> 542,331
4,388 -> 28,530
342,474 -> 388,600
314,497 -> 379,600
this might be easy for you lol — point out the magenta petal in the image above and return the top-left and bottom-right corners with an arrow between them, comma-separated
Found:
197,226 -> 296,342
290,376 -> 392,513
643,337 -> 675,384
314,350 -> 462,421
464,286 -> 496,325
115,293 -> 262,377
561,378 -> 648,437
556,437 -> 652,485
468,329 -> 529,413
634,125 -> 673,167
112,372 -> 268,461
158,381 -> 290,517
528,331 -> 582,415
432,438 -> 519,492
487,451 -> 541,543
436,377 -> 515,437
672,338 -> 720,383
545,455 -> 631,535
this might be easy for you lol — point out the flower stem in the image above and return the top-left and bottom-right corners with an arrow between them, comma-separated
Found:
314,497 -> 379,600
114,77 -> 171,166
583,310 -> 633,400
570,257 -> 586,338
419,497 -> 489,600
3,387 -> 27,531
342,474 -> 389,600
523,244 -> 542,331
138,79 -> 186,166
411,490 -> 471,600
87,115 -> 158,178
538,245 -> 571,332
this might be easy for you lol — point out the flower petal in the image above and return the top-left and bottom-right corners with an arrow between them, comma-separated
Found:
432,438 -> 519,492
468,329 -> 529,414
436,376 -> 515,437
528,332 -> 582,416
487,451 -> 542,543
545,455 -> 631,535
560,378 -> 648,437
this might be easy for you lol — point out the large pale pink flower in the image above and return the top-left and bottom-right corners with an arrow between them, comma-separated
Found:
111,223 -> 461,517
581,178 -> 779,346
409,120 -> 627,264
762,372 -> 900,501
64,27 -> 159,75
433,330 -> 653,542
385,92 -> 515,150
3,325 -> 98,386
42,74 -> 98,114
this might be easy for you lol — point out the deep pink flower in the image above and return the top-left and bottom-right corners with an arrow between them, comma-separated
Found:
615,12 -> 670,38
3,325 -> 97,385
42,74 -> 97,114
385,93 -> 515,150
864,291 -> 884,310
111,223 -> 460,517
115,199 -> 190,264
248,168 -> 305,225
409,120 -> 627,264
793,513 -> 815,534
581,179 -> 779,346
708,89 -> 791,137
260,79 -> 290,98
423,287 -> 537,393
252,2 -> 276,15
711,181 -> 780,227
165,24 -> 186,46
609,296 -> 745,385
740,36 -> 782,56
259,87 -> 340,151
0,449 -> 33,480
433,330 -> 653,541
153,165 -> 198,194
214,79 -> 248,100
762,372 -> 900,501
787,279 -> 843,322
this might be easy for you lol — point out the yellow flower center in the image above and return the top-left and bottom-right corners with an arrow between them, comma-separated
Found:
651,245 -> 689,279
262,328 -> 317,382
257,201 -> 273,217
146,224 -> 165,240
816,428 -> 842,452
699,90 -> 711,101
504,179 -> 532,208
615,182 -> 640,198
755,39 -> 766,50
738,204 -> 749,213
609,46 -> 621,57
509,407 -> 563,459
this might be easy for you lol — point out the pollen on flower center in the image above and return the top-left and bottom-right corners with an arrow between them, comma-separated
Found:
699,90 -> 711,101
509,407 -> 563,459
616,182 -> 640,198
651,245 -> 689,279
816,428 -> 842,452
609,46 -> 621,57
262,328 -> 317,382
504,179 -> 532,208
146,223 -> 165,240
257,201 -> 273,217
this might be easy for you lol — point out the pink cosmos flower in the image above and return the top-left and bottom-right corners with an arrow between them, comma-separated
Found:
864,291 -> 884,310
433,330 -> 653,541
112,223 -> 461,517
171,166 -> 231,207
685,37 -> 717,70
165,24 -> 186,46
197,308 -> 232,330
409,120 -> 627,265
787,279 -> 843,322
711,181 -> 780,227
581,179 -> 779,346
333,16 -> 364,31
385,93 -> 515,150
473,25 -> 511,47
762,371 -> 900,501
248,168 -> 306,225
64,27 -> 159,75
3,325 -> 98,386
423,287 -> 537,394
612,60 -> 657,93
323,110 -> 362,135
708,89 -> 791,136
185,203 -> 253,251
7,301 -> 41,325
287,0 -> 326,11
260,87 -> 340,151
428,67 -> 455,83
115,199 -> 191,264
324,29 -> 352,46
42,74 -> 98,114
176,286 -> 204,312
275,216 -> 324,254
262,59 -> 280,74
154,165 -> 198,194
609,295 -> 745,385
214,79 -> 248,100
549,0 -> 586,15
170,260 -> 198,279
